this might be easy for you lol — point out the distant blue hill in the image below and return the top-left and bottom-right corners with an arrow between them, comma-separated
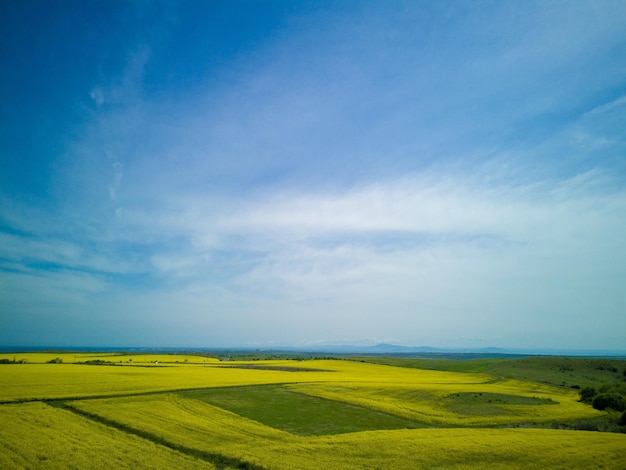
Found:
1,344 -> 625,358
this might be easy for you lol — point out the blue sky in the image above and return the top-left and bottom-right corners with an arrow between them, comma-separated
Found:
1,0 -> 625,349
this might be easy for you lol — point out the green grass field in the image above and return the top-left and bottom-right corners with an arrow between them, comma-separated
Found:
355,355 -> 626,388
182,385 -> 423,435
1,352 -> 625,469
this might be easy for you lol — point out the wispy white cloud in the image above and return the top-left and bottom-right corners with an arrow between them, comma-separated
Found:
583,94 -> 626,117
220,169 -> 625,246
3,165 -> 624,348
90,46 -> 152,107
107,153 -> 124,201
0,232 -> 138,276
2,0 -> 625,349
89,87 -> 105,106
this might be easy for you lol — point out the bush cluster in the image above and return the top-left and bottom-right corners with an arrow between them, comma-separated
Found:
579,385 -> 626,412
78,359 -> 115,366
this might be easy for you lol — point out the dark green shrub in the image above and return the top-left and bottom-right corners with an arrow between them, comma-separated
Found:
579,386 -> 597,404
592,393 -> 625,412
79,359 -> 113,365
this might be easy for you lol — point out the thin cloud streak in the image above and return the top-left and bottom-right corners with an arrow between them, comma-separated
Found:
221,171 -> 625,246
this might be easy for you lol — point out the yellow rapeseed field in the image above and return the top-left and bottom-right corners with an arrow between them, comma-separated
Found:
5,355 -> 482,402
1,353 -> 624,468
0,352 -> 220,365
71,393 -> 625,469
0,401 -> 210,469
0,358 -> 333,402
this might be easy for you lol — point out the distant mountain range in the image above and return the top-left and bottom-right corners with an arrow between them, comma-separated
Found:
1,343 -> 625,358
261,343 -> 626,357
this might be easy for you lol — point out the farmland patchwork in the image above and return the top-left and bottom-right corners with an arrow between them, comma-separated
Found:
0,353 -> 624,469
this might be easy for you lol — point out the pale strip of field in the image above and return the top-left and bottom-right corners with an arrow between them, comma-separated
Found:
71,393 -> 626,469
0,401 -> 211,469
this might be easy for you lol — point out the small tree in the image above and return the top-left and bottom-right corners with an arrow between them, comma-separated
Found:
579,386 -> 597,404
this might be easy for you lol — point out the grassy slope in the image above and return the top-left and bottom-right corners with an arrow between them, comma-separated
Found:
355,355 -> 626,432
353,356 -> 626,389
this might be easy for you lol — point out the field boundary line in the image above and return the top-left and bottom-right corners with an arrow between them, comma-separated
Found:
0,381 -> 302,405
44,400 -> 269,470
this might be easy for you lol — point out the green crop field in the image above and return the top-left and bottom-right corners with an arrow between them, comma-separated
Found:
1,352 -> 625,469
355,355 -> 626,389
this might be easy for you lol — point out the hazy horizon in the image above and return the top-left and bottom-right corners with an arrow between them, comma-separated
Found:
2,342 -> 626,358
1,1 -> 625,350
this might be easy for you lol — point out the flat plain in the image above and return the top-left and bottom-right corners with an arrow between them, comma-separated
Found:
1,352 -> 625,469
